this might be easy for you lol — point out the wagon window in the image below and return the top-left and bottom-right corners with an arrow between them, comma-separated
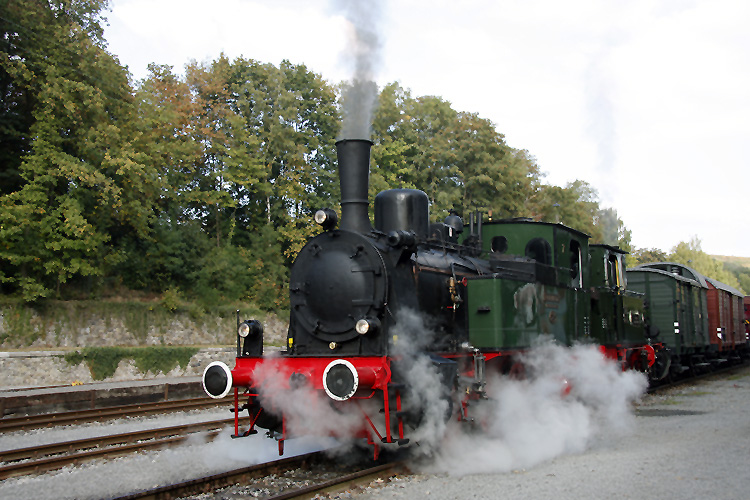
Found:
525,238 -> 552,265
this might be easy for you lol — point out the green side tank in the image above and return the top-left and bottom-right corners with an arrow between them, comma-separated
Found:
465,219 -> 592,350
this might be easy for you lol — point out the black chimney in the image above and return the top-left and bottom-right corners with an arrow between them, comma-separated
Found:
336,139 -> 373,234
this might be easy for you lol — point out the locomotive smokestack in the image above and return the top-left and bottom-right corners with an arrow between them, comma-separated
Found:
336,139 -> 373,233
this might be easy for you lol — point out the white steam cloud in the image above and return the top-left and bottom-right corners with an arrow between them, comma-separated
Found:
388,309 -> 451,455
336,0 -> 383,139
252,353 -> 366,450
423,340 -> 649,475
215,309 -> 647,473
361,309 -> 648,470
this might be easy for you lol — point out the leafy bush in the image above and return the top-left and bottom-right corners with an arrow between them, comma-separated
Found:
160,287 -> 183,312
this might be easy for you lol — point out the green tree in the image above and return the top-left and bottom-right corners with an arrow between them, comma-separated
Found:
185,56 -> 266,248
371,83 -> 544,222
0,0 -> 152,300
629,247 -> 668,267
668,237 -> 741,288
107,63 -> 208,295
126,57 -> 338,309
594,207 -> 632,252
496,148 -> 544,217
370,83 -> 419,197
371,89 -> 464,213
115,217 -> 211,293
596,208 -> 620,246
227,58 -> 339,259
531,181 -> 603,240
446,111 -> 511,217
134,63 -> 204,219
719,260 -> 750,295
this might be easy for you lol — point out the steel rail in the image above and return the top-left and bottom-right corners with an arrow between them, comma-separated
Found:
0,417 -> 235,463
264,461 -> 405,500
648,362 -> 750,394
0,396 -> 234,433
111,452 -> 326,500
0,418 -> 235,480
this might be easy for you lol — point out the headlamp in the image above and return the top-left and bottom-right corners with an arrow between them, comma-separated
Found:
355,317 -> 380,335
314,208 -> 338,230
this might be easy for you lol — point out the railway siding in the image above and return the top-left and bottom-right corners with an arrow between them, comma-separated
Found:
0,370 -> 226,417
0,368 -> 748,499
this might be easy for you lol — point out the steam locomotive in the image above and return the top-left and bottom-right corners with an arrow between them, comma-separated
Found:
202,139 -> 745,458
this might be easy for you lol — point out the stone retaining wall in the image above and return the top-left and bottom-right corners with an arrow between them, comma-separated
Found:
0,348 -> 238,389
0,305 -> 288,349
0,304 -> 289,388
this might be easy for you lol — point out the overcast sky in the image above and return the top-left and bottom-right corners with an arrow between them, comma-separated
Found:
104,0 -> 750,257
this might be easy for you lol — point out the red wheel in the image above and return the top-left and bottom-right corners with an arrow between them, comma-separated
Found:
509,361 -> 526,379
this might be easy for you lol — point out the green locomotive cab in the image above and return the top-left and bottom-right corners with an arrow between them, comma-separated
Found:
465,219 -> 592,350
588,244 -> 648,347
478,218 -> 590,290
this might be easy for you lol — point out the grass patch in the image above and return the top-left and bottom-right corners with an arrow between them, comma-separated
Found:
0,305 -> 38,345
64,346 -> 199,380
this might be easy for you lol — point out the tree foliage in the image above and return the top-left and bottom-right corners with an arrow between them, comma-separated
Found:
113,57 -> 340,308
372,84 -> 559,223
629,237 -> 745,293
0,0 -> 150,300
1,4 -> 647,310
719,260 -> 750,295
629,247 -> 668,267
596,207 -> 631,250
668,237 -> 741,290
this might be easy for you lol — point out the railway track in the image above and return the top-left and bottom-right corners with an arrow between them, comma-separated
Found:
0,395 -> 234,433
0,417 -> 235,479
3,366 -> 746,498
0,393 -> 236,479
260,461 -> 404,500
647,361 -> 750,394
111,450 -> 406,500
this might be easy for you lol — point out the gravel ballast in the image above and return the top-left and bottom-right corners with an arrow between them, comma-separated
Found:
356,367 -> 750,500
1,367 -> 748,499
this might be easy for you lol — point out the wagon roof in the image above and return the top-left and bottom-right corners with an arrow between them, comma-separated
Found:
633,262 -> 709,287
705,276 -> 745,297
628,265 -> 708,288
